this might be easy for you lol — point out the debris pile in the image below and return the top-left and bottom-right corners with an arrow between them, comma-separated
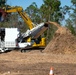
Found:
44,21 -> 76,54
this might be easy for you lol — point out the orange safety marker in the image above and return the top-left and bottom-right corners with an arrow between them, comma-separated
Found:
49,67 -> 54,75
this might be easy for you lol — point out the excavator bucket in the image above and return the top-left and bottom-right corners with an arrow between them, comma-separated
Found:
22,22 -> 49,39
33,23 -> 48,39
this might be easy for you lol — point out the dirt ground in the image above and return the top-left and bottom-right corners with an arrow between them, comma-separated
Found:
0,49 -> 76,75
44,21 -> 76,54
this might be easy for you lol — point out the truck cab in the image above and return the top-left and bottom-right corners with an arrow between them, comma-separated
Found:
0,28 -> 20,52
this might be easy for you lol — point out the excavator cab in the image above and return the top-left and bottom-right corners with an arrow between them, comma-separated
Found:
0,8 -> 6,21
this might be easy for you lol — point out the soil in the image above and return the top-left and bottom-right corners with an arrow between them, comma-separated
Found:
44,21 -> 76,54
0,50 -> 76,75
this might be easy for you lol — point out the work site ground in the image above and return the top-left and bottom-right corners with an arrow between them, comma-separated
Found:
0,50 -> 76,75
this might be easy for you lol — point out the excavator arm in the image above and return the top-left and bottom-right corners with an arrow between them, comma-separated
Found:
3,6 -> 34,29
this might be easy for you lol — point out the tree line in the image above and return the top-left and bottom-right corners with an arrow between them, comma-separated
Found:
0,0 -> 76,43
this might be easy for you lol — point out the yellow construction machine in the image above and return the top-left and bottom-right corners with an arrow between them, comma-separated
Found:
0,6 -> 48,52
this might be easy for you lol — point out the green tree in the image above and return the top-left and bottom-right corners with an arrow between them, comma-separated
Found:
65,19 -> 76,35
0,0 -> 6,7
25,2 -> 41,24
40,0 -> 62,22
71,0 -> 76,29
65,0 -> 76,35
71,0 -> 76,6
40,0 -> 63,43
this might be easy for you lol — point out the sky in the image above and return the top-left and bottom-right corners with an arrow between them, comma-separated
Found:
7,0 -> 44,9
7,0 -> 72,9
6,0 -> 72,25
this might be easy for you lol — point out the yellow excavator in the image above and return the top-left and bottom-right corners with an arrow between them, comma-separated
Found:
0,6 -> 49,52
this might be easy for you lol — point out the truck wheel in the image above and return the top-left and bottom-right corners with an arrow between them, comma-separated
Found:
21,49 -> 26,53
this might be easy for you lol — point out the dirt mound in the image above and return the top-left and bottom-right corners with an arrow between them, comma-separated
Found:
44,22 -> 76,54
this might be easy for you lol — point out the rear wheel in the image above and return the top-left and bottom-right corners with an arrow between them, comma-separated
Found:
21,49 -> 26,53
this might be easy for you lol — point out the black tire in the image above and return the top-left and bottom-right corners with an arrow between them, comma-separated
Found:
21,49 -> 26,53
